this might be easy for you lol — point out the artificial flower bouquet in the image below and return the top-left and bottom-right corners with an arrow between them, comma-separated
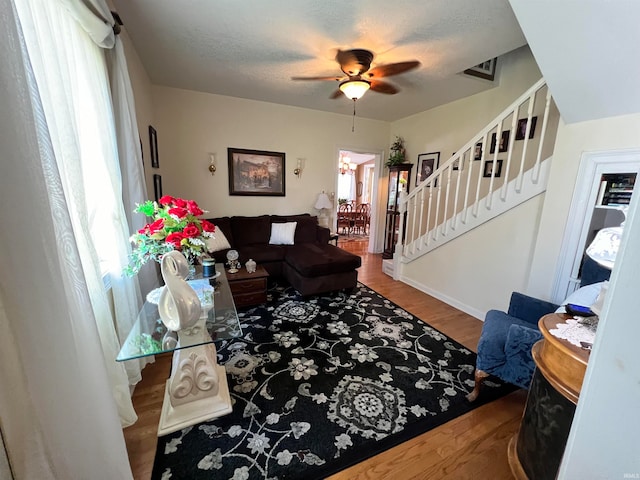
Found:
124,195 -> 215,276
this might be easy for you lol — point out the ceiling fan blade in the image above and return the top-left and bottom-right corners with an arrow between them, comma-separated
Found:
329,89 -> 343,99
291,75 -> 343,81
370,80 -> 399,95
366,61 -> 420,78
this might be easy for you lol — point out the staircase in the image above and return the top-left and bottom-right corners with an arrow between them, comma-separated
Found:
389,79 -> 560,278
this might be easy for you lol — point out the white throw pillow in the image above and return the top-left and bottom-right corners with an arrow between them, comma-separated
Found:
269,222 -> 297,245
206,229 -> 231,252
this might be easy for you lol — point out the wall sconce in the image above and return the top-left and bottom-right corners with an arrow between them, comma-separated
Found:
294,158 -> 304,178
208,153 -> 216,175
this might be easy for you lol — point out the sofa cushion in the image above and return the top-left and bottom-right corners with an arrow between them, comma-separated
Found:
285,243 -> 361,276
204,217 -> 234,247
269,222 -> 297,245
238,244 -> 286,264
231,215 -> 271,246
206,228 -> 231,252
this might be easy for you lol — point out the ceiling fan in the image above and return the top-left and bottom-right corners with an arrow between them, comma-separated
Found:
292,48 -> 421,100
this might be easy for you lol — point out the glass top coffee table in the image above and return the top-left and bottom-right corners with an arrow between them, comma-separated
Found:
117,264 -> 242,436
117,264 -> 241,361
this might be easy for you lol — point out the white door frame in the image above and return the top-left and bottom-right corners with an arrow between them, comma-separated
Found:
552,148 -> 640,303
334,146 -> 385,253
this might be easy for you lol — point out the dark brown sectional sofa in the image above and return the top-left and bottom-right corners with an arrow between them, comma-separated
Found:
204,214 -> 361,296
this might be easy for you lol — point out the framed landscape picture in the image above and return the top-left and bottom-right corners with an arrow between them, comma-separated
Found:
416,152 -> 440,187
228,148 -> 286,196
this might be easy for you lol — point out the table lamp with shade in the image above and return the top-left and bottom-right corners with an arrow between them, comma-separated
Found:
585,222 -> 624,315
314,192 -> 333,229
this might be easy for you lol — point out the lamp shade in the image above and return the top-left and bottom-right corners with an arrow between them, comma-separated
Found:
339,80 -> 371,100
586,226 -> 623,270
314,192 -> 333,210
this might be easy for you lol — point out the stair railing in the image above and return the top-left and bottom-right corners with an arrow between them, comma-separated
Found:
396,79 -> 557,267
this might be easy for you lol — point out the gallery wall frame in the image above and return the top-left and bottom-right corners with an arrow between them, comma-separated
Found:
416,152 -> 440,187
464,58 -> 497,81
490,130 -> 510,154
149,125 -> 159,168
483,159 -> 503,178
516,116 -> 538,140
452,153 -> 465,171
474,142 -> 483,160
153,174 -> 162,201
228,148 -> 286,196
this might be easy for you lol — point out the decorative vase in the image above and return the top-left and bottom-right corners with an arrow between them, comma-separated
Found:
158,251 -> 201,331
246,258 -> 256,273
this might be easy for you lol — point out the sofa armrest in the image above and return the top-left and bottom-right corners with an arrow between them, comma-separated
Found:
507,292 -> 560,326
316,225 -> 330,244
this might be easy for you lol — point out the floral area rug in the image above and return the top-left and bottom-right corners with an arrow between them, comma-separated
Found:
151,282 -> 515,480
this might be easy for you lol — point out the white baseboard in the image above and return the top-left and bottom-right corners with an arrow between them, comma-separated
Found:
399,275 -> 485,321
382,259 -> 394,277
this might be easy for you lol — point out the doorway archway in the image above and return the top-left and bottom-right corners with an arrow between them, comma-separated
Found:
335,148 -> 384,253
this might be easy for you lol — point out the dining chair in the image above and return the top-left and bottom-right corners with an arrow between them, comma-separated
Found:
337,203 -> 353,235
354,203 -> 370,235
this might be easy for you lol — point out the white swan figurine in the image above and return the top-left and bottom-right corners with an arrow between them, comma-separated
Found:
158,251 -> 201,331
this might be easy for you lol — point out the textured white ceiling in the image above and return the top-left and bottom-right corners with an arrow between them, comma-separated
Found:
112,0 -> 528,121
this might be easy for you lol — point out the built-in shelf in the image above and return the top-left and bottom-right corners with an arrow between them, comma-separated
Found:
596,173 -> 636,206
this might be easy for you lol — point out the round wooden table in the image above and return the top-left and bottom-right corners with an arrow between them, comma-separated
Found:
508,313 -> 591,479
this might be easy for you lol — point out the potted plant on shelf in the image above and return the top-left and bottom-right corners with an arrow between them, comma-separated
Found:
385,136 -> 407,167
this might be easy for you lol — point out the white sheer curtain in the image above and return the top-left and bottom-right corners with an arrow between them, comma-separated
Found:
0,0 -> 133,477
15,0 -> 142,424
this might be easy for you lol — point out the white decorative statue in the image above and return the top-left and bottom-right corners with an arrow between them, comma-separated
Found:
158,251 -> 201,331
155,250 -> 232,435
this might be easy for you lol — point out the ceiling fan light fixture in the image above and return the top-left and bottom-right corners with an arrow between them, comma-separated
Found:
339,79 -> 371,100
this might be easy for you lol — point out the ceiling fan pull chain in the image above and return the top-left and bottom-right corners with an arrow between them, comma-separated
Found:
352,99 -> 356,132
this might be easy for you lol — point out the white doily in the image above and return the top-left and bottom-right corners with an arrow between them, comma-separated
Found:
549,317 -> 596,347
146,279 -> 214,307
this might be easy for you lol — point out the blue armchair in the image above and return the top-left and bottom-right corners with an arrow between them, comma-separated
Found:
467,255 -> 611,401
466,292 -> 559,401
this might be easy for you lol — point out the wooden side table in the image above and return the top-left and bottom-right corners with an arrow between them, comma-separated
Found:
227,265 -> 269,308
508,313 -> 590,480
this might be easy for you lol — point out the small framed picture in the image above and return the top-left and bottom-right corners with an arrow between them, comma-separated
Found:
516,116 -> 538,140
452,153 -> 464,171
474,142 -> 483,160
483,160 -> 503,178
490,130 -> 510,154
464,58 -> 497,81
416,152 -> 440,186
149,125 -> 159,168
153,174 -> 162,201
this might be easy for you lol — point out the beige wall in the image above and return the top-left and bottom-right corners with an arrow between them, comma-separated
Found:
527,112 -> 640,299
149,87 -> 389,218
402,194 -> 545,317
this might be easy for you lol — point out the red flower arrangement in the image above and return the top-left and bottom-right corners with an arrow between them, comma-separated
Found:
124,196 -> 215,276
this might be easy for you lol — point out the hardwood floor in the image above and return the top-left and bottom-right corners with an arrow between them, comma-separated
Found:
123,238 -> 526,479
